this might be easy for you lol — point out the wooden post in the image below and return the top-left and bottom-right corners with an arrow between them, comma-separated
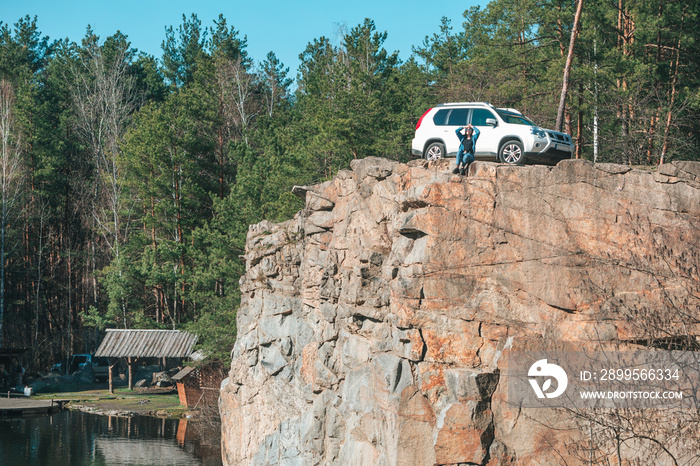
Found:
128,357 -> 134,391
108,359 -> 117,394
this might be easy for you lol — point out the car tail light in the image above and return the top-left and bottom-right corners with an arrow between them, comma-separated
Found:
415,108 -> 432,130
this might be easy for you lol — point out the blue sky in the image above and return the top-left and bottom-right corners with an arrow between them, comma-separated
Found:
1,0 -> 480,78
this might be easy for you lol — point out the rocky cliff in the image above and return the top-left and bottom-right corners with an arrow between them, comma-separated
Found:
219,158 -> 700,465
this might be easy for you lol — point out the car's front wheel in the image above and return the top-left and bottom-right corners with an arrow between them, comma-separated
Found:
499,140 -> 525,165
425,142 -> 445,161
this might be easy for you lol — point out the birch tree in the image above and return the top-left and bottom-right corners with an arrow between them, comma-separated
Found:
215,56 -> 259,147
65,30 -> 136,327
0,80 -> 24,348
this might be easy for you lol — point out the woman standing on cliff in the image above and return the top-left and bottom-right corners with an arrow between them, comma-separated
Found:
454,124 -> 480,175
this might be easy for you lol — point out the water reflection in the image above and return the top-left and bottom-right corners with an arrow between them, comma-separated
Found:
0,410 -> 222,466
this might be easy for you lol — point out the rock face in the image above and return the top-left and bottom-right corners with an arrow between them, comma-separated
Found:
220,158 -> 700,465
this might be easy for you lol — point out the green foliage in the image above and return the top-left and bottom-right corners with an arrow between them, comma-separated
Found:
0,5 -> 698,369
162,14 -> 207,89
186,303 -> 237,366
80,306 -> 116,331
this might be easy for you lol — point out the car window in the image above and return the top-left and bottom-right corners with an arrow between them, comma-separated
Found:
495,109 -> 536,126
433,109 -> 449,126
447,108 -> 469,126
471,109 -> 496,126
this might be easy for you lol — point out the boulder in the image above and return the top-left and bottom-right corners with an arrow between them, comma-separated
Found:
154,372 -> 174,387
135,379 -> 148,388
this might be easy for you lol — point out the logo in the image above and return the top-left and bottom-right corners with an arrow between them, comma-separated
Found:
528,359 -> 568,399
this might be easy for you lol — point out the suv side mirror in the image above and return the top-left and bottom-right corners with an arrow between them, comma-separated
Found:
485,118 -> 497,127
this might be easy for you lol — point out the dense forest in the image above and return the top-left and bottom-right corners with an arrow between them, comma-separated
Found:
0,0 -> 698,370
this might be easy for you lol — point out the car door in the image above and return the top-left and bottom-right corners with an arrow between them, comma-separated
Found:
470,108 -> 499,159
443,108 -> 470,155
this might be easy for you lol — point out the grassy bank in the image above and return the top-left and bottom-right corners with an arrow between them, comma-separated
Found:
34,387 -> 190,418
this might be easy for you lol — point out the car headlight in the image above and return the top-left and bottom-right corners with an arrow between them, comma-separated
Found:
530,127 -> 546,139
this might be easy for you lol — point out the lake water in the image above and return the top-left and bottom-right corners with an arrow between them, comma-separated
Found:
0,409 -> 222,465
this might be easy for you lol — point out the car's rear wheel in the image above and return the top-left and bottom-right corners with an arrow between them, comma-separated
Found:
499,140 -> 525,165
425,142 -> 445,161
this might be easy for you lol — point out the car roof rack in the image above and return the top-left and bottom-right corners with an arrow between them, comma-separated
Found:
434,102 -> 524,116
435,102 -> 493,107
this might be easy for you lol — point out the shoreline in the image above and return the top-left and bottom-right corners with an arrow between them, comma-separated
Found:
32,385 -> 193,419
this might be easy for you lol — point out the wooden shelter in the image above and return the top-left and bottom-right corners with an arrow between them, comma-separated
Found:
95,329 -> 197,393
172,365 -> 224,408
0,348 -> 28,390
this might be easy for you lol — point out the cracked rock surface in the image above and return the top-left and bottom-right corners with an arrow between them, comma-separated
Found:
220,157 -> 700,465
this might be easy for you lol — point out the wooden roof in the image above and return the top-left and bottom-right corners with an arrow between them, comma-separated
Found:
172,365 -> 196,382
95,329 -> 198,358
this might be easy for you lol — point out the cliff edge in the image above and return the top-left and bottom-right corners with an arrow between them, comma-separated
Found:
220,158 -> 700,465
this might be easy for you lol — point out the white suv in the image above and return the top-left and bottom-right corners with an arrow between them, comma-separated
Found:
411,102 -> 573,165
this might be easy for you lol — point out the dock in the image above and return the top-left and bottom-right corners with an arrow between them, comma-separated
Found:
0,397 -> 66,416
